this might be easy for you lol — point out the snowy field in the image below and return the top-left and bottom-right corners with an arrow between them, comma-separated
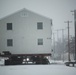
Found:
0,64 -> 76,75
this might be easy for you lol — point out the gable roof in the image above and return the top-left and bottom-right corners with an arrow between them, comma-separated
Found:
0,8 -> 52,21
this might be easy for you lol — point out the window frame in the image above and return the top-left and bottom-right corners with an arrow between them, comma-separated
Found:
37,22 -> 43,29
38,39 -> 43,45
7,23 -> 12,30
7,39 -> 13,47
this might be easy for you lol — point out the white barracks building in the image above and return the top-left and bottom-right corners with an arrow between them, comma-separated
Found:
0,8 -> 52,55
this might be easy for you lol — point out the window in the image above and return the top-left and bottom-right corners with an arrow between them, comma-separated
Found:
38,39 -> 43,45
21,12 -> 28,17
7,23 -> 12,30
7,39 -> 13,46
37,22 -> 43,29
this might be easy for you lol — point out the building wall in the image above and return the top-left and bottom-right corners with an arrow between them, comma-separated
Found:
0,9 -> 52,54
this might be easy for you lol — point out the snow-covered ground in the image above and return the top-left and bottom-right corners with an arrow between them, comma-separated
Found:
0,64 -> 76,75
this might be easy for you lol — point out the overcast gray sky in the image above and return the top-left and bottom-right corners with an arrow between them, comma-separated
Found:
0,0 -> 76,40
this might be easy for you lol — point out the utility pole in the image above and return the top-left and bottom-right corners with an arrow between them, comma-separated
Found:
56,29 -> 65,61
61,29 -> 65,62
71,10 -> 76,62
56,29 -> 61,60
53,33 -> 55,61
74,10 -> 76,62
56,29 -> 63,60
64,21 -> 72,62
56,30 -> 59,41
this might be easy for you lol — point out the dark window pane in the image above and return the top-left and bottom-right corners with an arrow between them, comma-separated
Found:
7,39 -> 13,46
7,23 -> 12,30
38,39 -> 43,45
37,22 -> 43,29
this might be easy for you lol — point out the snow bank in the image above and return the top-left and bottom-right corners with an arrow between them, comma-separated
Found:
0,65 -> 76,75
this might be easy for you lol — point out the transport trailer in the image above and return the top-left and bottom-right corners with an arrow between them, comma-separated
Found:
0,51 -> 51,65
65,61 -> 76,67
